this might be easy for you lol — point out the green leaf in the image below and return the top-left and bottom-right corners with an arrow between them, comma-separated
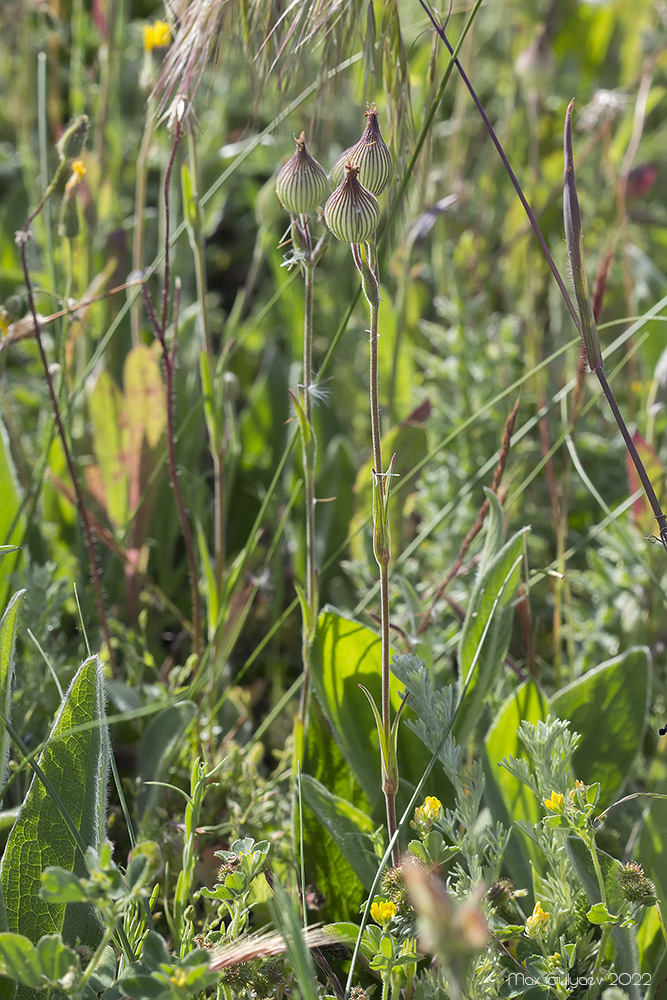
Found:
39,869 -> 86,905
550,647 -> 651,805
300,775 -> 378,890
310,608 -> 429,800
267,882 -> 318,1000
137,702 -> 196,824
301,705 -> 369,921
586,902 -> 618,926
0,656 -> 109,950
0,419 -> 24,610
456,493 -> 529,743
115,973 -> 165,1000
0,592 -> 24,807
88,370 -> 128,528
0,936 -> 41,990
483,680 -> 549,887
36,934 -> 78,985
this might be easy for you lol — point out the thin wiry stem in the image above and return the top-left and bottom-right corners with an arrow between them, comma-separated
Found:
131,94 -> 156,345
352,238 -> 399,866
16,159 -> 115,669
143,121 -> 202,658
294,215 -> 323,761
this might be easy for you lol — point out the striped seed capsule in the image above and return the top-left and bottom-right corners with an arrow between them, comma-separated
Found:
276,132 -> 327,215
330,106 -> 393,196
324,163 -> 380,243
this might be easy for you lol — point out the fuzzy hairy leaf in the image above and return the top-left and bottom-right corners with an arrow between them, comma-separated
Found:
0,656 -> 109,955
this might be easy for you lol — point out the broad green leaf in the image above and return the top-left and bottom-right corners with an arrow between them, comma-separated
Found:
0,420 -> 24,610
0,936 -> 41,990
123,343 -> 166,453
567,837 -> 640,995
300,774 -> 378,890
0,656 -> 109,951
484,680 -> 549,888
310,608 -> 430,801
456,493 -> 528,744
551,647 -> 650,805
137,702 -> 196,824
301,705 -> 369,921
89,370 -> 128,528
123,343 -> 166,556
0,592 -> 24,807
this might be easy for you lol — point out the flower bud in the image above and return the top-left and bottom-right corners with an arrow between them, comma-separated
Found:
616,861 -> 657,906
329,145 -> 353,191
324,163 -> 380,243
276,132 -> 327,215
330,106 -> 393,196
56,115 -> 90,163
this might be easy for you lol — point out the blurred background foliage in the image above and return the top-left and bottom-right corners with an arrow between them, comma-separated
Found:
0,0 -> 666,839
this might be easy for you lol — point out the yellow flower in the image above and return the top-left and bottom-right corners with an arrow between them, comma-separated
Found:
370,900 -> 397,927
544,791 -> 564,813
64,159 -> 86,195
525,901 -> 550,938
143,20 -> 171,52
411,795 -> 442,834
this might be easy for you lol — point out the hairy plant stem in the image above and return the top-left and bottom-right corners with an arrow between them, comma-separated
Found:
131,93 -> 156,344
185,131 -> 227,608
17,159 -> 116,669
295,240 -> 317,757
142,120 -> 202,659
292,218 -> 328,761
353,238 -> 399,866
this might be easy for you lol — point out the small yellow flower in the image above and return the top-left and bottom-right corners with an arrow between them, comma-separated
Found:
143,20 -> 171,52
544,791 -> 564,813
370,900 -> 397,927
411,795 -> 442,834
525,901 -> 550,938
64,159 -> 86,195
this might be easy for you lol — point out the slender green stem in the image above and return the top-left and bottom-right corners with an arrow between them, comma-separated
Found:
596,368 -> 667,546
592,925 -> 612,978
587,833 -> 607,909
353,238 -> 399,866
296,245 -> 318,754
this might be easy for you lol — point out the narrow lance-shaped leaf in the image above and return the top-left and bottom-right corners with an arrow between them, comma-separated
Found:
563,99 -> 603,372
